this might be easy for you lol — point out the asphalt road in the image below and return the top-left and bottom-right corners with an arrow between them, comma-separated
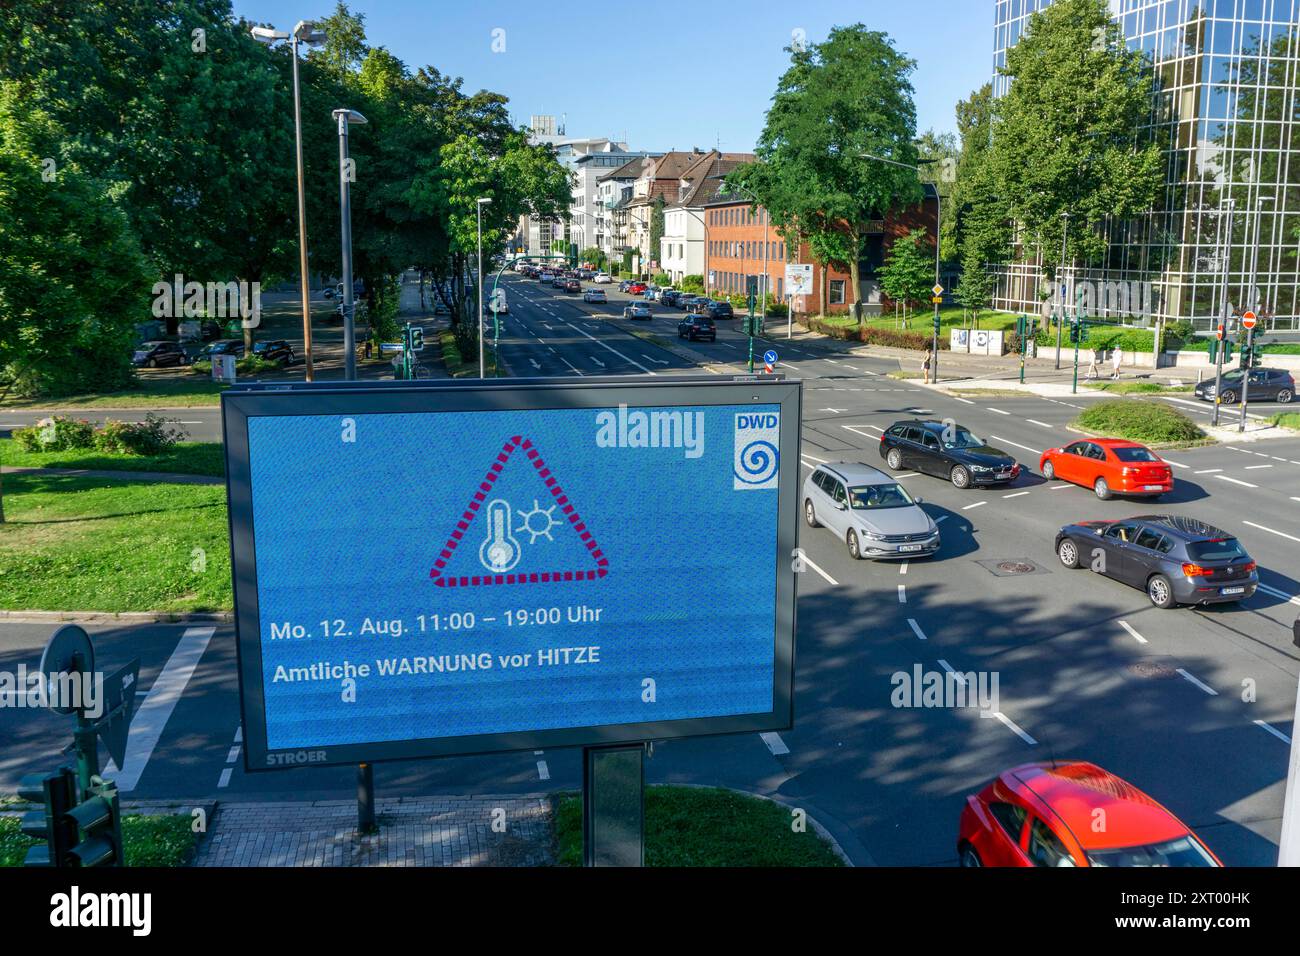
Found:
2,273 -> 1298,866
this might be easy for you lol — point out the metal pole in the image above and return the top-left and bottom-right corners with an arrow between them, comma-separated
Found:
1240,198 -> 1264,433
290,38 -> 314,381
1212,200 -> 1234,427
477,202 -> 485,378
357,762 -> 376,833
337,113 -> 357,382
931,191 -> 942,384
1056,213 -> 1069,370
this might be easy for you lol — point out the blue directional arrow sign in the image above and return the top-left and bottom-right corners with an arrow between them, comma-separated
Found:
763,350 -> 778,366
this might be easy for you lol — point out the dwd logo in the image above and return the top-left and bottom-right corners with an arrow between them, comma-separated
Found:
734,412 -> 779,490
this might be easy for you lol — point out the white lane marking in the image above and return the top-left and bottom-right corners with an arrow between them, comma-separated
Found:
987,407 -> 1011,416
1050,484 -> 1072,490
1195,469 -> 1222,475
226,745 -> 241,763
936,515 -> 949,523
1176,669 -> 1218,696
1215,475 -> 1258,488
801,553 -> 839,586
907,618 -> 927,641
989,435 -> 1042,456
1161,456 -> 1189,469
217,768 -> 233,789
1258,584 -> 1300,606
1003,491 -> 1030,499
937,660 -> 964,682
1292,497 -> 1300,502
760,731 -> 790,756
894,472 -> 922,479
1244,520 -> 1300,543
562,320 -> 657,374
802,452 -> 829,463
962,501 -> 987,511
536,760 -> 551,780
899,561 -> 908,575
1245,464 -> 1273,470
106,626 -> 215,791
843,424 -> 884,436
952,397 -> 976,405
234,726 -> 243,743
897,584 -> 907,603
1027,419 -> 1053,428
992,712 -> 1038,745
1256,720 -> 1292,744
1118,620 -> 1148,645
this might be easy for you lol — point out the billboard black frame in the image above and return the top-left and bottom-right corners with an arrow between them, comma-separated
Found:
222,375 -> 801,772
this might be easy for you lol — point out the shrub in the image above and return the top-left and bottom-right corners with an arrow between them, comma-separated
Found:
12,415 -> 96,451
1074,399 -> 1204,444
93,414 -> 185,456
236,355 -> 279,375
766,302 -> 789,318
680,275 -> 705,294
651,272 -> 671,286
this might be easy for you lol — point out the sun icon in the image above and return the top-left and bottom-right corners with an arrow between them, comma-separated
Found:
517,499 -> 562,544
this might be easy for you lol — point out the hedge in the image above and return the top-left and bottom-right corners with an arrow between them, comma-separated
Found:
1074,399 -> 1205,444
804,316 -> 947,351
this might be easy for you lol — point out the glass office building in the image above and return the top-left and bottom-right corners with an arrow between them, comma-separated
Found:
992,0 -> 1300,330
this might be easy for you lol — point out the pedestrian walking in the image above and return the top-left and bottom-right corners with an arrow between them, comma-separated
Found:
1086,346 -> 1101,379
922,350 -> 933,382
1111,346 -> 1123,380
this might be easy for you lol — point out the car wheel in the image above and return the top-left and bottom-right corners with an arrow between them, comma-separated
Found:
1279,388 -> 1294,404
804,499 -> 820,528
886,447 -> 904,470
959,846 -> 982,868
950,465 -> 971,489
1057,538 -> 1080,569
1094,477 -> 1111,501
1041,459 -> 1055,480
147,358 -> 156,368
1147,574 -> 1175,609
1220,389 -> 1237,404
846,529 -> 863,560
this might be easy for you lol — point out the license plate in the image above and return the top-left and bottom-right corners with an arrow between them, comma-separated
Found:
1221,586 -> 1246,595
899,544 -> 924,552
1144,484 -> 1165,491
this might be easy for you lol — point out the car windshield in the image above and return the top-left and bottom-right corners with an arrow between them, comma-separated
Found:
1186,538 -> 1248,562
1113,447 -> 1159,463
942,428 -> 984,449
848,483 -> 915,510
1086,835 -> 1218,867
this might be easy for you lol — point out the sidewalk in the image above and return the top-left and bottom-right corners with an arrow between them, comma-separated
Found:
194,796 -> 555,867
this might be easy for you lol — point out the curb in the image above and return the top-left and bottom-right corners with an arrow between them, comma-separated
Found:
0,610 -> 231,624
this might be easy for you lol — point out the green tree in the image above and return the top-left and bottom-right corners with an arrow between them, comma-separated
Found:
877,229 -> 934,326
916,129 -> 959,261
735,25 -> 923,321
648,196 -> 666,271
955,250 -> 994,325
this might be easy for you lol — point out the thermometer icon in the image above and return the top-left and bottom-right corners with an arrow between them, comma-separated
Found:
479,498 -> 522,572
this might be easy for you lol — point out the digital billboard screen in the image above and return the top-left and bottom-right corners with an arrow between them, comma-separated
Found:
223,377 -> 800,769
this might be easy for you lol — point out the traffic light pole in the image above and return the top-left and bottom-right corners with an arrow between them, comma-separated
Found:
1239,327 -> 1255,433
1212,325 -> 1226,428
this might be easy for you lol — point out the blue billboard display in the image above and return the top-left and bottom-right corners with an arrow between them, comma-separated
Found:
223,379 -> 800,769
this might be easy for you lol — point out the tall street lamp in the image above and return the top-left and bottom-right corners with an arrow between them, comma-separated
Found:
252,21 -> 327,381
333,108 -> 367,381
477,196 -> 493,378
861,153 -> 943,383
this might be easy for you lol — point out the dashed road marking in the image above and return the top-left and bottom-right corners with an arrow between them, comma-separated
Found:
801,554 -> 839,586
989,435 -> 1042,456
897,584 -> 907,603
962,501 -> 987,511
1118,620 -> 1148,645
992,712 -> 1037,745
1176,669 -> 1218,696
907,618 -> 927,640
1215,475 -> 1258,488
537,760 -> 551,780
1245,521 -> 1300,543
760,731 -> 790,756
1003,491 -> 1030,499
1256,720 -> 1292,744
987,407 -> 1011,416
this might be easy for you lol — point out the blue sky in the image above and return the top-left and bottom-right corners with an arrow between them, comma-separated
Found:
231,0 -> 994,151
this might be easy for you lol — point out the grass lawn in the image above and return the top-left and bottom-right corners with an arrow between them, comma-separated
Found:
0,378 -> 229,410
0,474 -> 230,612
437,329 -> 498,378
553,785 -> 843,867
1273,412 -> 1300,431
1,439 -> 224,477
1073,399 -> 1206,446
0,813 -> 197,866
809,307 -> 1019,334
1082,381 -> 1196,394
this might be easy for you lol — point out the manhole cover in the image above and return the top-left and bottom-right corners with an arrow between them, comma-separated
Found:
1127,660 -> 1177,679
975,558 -> 1050,577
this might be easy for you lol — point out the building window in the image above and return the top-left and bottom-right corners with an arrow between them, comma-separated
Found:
830,280 -> 846,305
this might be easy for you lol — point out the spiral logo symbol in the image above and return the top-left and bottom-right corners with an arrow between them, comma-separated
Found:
735,440 -> 779,485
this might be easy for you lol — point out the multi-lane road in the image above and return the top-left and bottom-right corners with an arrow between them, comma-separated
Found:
3,273 -> 1298,865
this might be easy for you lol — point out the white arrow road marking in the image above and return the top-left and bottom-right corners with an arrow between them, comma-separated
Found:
530,359 -> 541,370
641,353 -> 670,365
563,320 -> 657,374
591,357 -> 606,368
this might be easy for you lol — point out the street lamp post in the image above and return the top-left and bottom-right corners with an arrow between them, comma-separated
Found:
252,22 -> 327,381
333,108 -> 367,382
477,197 -> 493,378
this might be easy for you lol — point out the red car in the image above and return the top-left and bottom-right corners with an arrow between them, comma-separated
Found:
627,282 -> 647,295
1039,438 -> 1173,500
958,761 -> 1220,867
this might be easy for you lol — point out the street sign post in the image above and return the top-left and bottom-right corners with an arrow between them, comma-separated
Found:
222,377 -> 800,863
1239,317 -> 1256,433
763,349 -> 777,374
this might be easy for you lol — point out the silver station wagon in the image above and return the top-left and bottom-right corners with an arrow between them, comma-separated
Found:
803,461 -> 940,560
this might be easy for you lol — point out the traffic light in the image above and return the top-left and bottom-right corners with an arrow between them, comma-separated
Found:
409,326 -> 424,352
17,768 -> 78,867
66,776 -> 124,867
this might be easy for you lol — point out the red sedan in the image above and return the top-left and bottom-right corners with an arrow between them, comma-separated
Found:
958,761 -> 1220,867
1039,438 -> 1173,500
627,282 -> 647,295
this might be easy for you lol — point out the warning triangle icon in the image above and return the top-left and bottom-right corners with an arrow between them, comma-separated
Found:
430,435 -> 609,588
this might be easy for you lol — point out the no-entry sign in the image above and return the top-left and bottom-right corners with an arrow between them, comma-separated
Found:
1242,311 -> 1258,330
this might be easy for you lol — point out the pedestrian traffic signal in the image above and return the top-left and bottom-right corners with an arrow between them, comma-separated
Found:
408,326 -> 424,352
17,768 -> 78,867
66,777 -> 124,867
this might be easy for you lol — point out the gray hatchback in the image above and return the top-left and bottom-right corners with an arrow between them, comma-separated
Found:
1055,515 -> 1258,608
803,462 -> 940,560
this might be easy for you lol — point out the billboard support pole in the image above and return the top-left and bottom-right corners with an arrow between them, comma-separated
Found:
582,744 -> 644,867
357,761 -> 376,834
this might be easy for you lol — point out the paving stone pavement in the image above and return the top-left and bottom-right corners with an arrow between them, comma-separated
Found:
193,796 -> 555,867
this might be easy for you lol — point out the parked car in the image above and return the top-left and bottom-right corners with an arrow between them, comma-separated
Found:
1194,367 -> 1295,404
1039,439 -> 1173,500
627,281 -> 647,295
564,278 -> 581,293
624,303 -> 652,320
678,314 -> 716,342
1055,514 -> 1258,608
132,340 -> 188,368
683,295 -> 711,311
706,300 -> 734,319
198,339 -> 246,360
803,462 -> 940,561
593,272 -> 612,284
583,288 -> 608,304
879,420 -> 1020,489
660,290 -> 682,308
958,761 -> 1220,867
252,339 -> 296,367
